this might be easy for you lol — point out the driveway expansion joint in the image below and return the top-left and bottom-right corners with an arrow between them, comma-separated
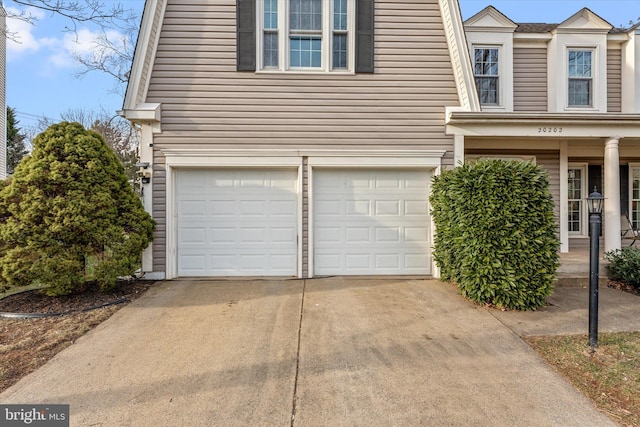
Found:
290,279 -> 306,426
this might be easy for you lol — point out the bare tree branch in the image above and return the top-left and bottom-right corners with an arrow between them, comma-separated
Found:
7,1 -> 127,35
71,12 -> 138,93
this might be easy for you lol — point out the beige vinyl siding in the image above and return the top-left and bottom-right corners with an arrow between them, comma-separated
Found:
147,0 -> 460,272
513,47 -> 547,112
607,48 -> 622,113
152,151 -> 166,272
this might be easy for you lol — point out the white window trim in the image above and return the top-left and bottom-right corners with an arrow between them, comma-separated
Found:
565,46 -> 597,111
257,0 -> 356,73
629,163 -> 640,228
472,45 -> 503,108
568,162 -> 588,236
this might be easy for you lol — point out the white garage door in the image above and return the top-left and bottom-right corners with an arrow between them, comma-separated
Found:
314,169 -> 431,275
176,169 -> 298,276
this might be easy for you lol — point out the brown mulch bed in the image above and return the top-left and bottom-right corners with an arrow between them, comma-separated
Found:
607,280 -> 640,297
0,280 -> 154,393
0,281 -> 154,315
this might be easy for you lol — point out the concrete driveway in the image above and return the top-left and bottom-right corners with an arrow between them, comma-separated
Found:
1,278 -> 616,426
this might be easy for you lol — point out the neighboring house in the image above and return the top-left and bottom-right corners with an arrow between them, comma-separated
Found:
121,0 -> 471,280
449,6 -> 640,254
0,4 -> 7,180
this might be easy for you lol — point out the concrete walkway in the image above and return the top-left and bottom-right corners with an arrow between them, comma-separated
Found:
1,278 -> 625,426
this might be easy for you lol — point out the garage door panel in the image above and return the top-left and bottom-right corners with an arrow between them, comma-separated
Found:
177,169 -> 298,276
346,227 -> 371,243
375,227 -> 400,242
346,200 -> 371,215
405,227 -> 429,242
375,254 -> 400,269
314,169 -> 431,275
375,200 -> 400,215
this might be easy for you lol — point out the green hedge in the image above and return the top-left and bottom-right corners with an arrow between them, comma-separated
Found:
430,159 -> 559,310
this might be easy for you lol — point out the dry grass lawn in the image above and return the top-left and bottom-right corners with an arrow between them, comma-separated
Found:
527,332 -> 640,427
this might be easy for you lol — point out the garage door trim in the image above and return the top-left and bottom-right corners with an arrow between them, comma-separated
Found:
308,156 -> 442,277
165,157 -> 303,279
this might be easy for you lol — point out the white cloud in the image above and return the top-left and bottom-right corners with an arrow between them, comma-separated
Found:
48,28 -> 127,69
6,7 -> 47,57
5,5 -> 126,74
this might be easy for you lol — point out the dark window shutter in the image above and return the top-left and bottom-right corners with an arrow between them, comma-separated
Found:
237,0 -> 256,71
621,164 -> 629,215
355,0 -> 374,73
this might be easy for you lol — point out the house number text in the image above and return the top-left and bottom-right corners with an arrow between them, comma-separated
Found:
538,127 -> 563,133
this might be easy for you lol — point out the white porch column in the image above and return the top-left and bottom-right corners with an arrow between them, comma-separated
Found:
604,137 -> 621,252
454,134 -> 465,167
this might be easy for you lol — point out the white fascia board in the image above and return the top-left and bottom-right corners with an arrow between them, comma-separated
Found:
464,6 -> 517,30
123,0 -> 165,111
121,103 -> 162,123
439,0 -> 481,111
513,33 -> 553,42
308,156 -> 445,168
446,114 -> 640,138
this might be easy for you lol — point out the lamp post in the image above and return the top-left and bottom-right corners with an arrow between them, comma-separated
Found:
587,187 -> 604,349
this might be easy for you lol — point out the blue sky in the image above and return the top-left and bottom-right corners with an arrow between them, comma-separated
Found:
5,0 -> 640,131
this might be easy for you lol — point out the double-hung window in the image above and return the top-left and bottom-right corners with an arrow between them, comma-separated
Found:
474,47 -> 499,105
258,0 -> 354,72
568,49 -> 593,107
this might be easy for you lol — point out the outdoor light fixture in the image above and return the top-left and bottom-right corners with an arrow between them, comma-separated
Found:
587,188 -> 604,215
587,187 -> 604,350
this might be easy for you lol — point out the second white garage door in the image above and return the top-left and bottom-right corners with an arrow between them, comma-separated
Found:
313,169 -> 431,275
176,169 -> 298,276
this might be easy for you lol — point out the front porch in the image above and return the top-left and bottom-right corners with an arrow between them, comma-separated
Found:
559,238 -> 608,278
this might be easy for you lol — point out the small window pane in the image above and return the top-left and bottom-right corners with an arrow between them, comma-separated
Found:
475,77 -> 498,105
263,32 -> 279,67
264,0 -> 278,29
290,0 -> 322,31
568,79 -> 591,106
290,36 -> 322,67
475,48 -> 499,76
333,34 -> 347,69
334,0 -> 348,30
569,50 -> 592,77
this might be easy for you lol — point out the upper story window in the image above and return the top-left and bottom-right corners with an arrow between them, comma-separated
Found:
474,47 -> 499,105
258,0 -> 354,72
568,50 -> 593,107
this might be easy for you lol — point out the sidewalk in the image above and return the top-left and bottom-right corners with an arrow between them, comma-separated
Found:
1,278 -> 624,426
491,285 -> 640,337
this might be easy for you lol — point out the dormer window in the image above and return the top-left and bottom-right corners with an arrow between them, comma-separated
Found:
568,49 -> 593,107
474,47 -> 500,105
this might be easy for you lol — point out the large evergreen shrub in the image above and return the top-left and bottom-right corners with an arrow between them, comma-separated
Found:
0,122 -> 155,296
430,159 -> 559,310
